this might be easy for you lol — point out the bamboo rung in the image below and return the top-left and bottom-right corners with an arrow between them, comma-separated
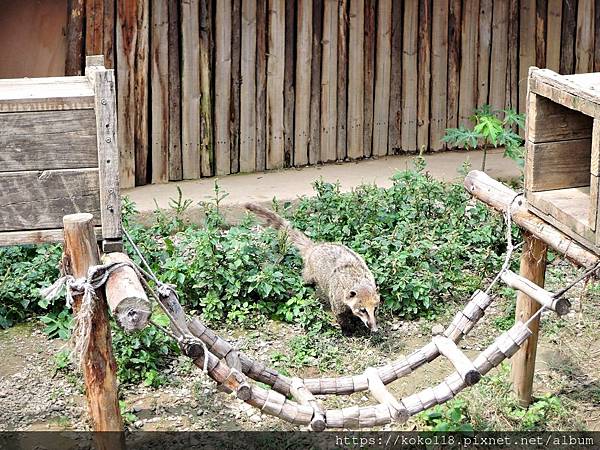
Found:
433,336 -> 481,386
501,270 -> 570,315
365,367 -> 409,423
289,377 -> 326,432
262,389 -> 286,416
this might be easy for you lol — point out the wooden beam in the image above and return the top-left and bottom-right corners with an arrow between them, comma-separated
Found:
459,0 -> 479,125
501,270 -> 570,315
388,0 -> 402,154
430,0 -> 448,151
267,0 -> 286,169
546,0 -> 562,72
363,0 -> 375,157
309,0 -> 324,164
464,170 -> 599,268
200,0 -> 214,177
167,0 -> 182,181
62,214 -> 124,443
401,0 -> 418,151
511,233 -> 547,406
320,0 -> 339,162
230,0 -> 242,173
560,0 -> 577,74
417,0 -> 431,151
373,0 -> 392,156
284,0 -> 296,166
489,0 -> 508,112
337,0 -> 348,161
255,0 -> 268,171
576,0 -> 594,74
447,0 -> 461,129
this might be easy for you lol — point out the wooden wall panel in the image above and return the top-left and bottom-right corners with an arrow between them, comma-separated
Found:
215,0 -> 233,175
459,0 -> 479,126
417,0 -> 431,152
320,0 -> 339,162
294,0 -> 312,166
373,0 -> 392,156
240,0 -> 258,172
401,0 -> 418,152
576,0 -> 594,73
477,0 -> 492,108
447,0 -> 461,131
388,0 -> 403,154
489,0 -> 508,111
430,0 -> 448,151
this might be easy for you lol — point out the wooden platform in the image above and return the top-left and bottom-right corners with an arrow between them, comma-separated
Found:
525,68 -> 600,253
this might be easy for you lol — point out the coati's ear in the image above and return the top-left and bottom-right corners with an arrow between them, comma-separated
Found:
349,290 -> 357,298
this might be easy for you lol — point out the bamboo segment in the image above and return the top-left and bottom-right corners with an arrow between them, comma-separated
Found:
433,336 -> 481,386
290,378 -> 326,431
365,368 -> 408,422
501,270 -> 570,315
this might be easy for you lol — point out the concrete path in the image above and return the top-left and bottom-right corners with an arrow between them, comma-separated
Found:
124,148 -> 519,224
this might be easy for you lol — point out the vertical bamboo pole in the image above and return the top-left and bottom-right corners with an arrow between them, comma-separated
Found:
63,214 -> 124,448
511,232 -> 548,406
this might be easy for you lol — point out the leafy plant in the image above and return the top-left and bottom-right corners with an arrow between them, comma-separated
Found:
505,394 -> 565,430
119,400 -> 138,426
53,348 -> 72,374
419,399 -> 474,432
40,310 -> 73,340
271,332 -> 342,373
442,105 -> 525,171
111,312 -> 179,387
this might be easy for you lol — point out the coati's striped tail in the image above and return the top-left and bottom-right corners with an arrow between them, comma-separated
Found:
244,203 -> 313,254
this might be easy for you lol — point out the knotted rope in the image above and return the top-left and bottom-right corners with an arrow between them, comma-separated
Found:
40,261 -> 132,369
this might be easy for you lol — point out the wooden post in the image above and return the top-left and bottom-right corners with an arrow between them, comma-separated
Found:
511,231 -> 548,406
62,214 -> 124,442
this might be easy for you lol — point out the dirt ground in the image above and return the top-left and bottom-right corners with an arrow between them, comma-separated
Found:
0,259 -> 598,432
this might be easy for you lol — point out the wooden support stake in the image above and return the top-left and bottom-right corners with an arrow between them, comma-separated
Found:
63,214 -> 124,446
511,232 -> 547,406
433,336 -> 481,386
102,252 -> 151,332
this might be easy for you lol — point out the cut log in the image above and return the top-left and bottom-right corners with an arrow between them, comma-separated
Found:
464,170 -> 599,268
501,270 -> 570,315
433,336 -> 481,385
101,252 -> 151,332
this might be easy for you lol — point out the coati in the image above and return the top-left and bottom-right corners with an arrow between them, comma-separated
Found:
245,203 -> 380,334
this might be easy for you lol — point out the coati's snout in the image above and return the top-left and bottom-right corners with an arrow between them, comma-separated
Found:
347,286 -> 380,332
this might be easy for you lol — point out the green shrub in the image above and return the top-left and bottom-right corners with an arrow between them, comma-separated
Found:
419,399 -> 474,432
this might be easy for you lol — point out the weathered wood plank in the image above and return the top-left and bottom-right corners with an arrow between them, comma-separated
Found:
373,0 -> 392,156
526,139 -> 592,192
363,0 -> 375,157
103,0 -> 115,68
489,0 -> 508,112
266,0 -> 286,169
417,0 -> 431,151
430,0 -> 448,151
527,93 -> 593,143
0,77 -> 95,112
447,0 -> 461,129
200,0 -> 214,177
85,0 -> 105,57
294,0 -> 312,166
215,0 -> 233,175
0,227 -> 102,247
535,0 -> 547,68
230,0 -> 242,173
560,0 -> 577,74
181,0 -> 201,179
150,0 -> 169,184
117,0 -> 149,187
0,168 -> 101,232
476,0 -> 492,108
347,0 -> 364,159
388,0 -> 402,154
309,0 -> 324,164
320,0 -> 338,162
459,0 -> 479,125
337,0 -> 348,161
519,0 -> 536,113
167,0 -> 182,181
284,0 -> 296,166
506,0 -> 519,111
576,0 -> 594,73
66,0 -> 85,75
546,0 -> 562,72
92,69 -> 121,241
0,110 -> 97,172
401,0 -> 418,152
240,0 -> 258,172
596,0 -> 600,71
256,0 -> 268,171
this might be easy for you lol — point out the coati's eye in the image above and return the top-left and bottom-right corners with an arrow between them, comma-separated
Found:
349,290 -> 357,298
359,307 -> 366,314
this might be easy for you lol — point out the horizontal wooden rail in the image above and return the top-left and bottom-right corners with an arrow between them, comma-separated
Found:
501,270 -> 571,315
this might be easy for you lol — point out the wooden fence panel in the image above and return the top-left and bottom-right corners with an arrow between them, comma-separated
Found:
62,0 -> 600,187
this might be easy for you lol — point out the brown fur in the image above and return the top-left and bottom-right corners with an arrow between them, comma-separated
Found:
245,203 -> 380,334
